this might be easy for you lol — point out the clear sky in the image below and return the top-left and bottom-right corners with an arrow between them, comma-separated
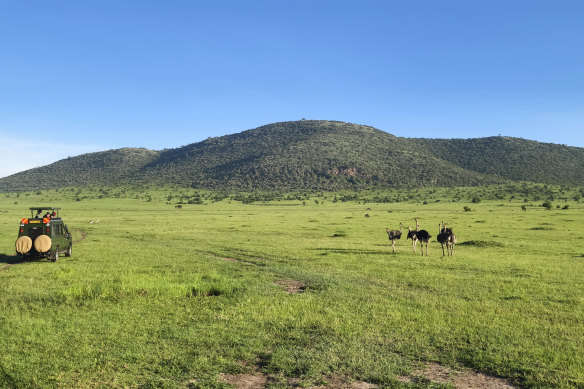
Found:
1,1 -> 583,178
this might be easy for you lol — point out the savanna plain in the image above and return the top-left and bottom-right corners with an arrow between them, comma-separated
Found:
0,186 -> 583,388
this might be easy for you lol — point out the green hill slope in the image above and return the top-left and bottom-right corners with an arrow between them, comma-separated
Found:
415,136 -> 584,185
134,120 -> 501,190
0,148 -> 159,192
0,120 -> 582,192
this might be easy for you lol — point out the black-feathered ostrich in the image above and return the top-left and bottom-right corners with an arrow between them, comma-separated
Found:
437,222 -> 449,256
406,226 -> 418,253
414,218 -> 431,256
437,221 -> 457,256
386,223 -> 402,253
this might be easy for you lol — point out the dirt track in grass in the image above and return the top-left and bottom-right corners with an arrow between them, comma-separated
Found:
219,361 -> 516,388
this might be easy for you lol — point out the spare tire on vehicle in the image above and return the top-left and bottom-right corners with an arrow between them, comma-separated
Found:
15,236 -> 32,254
34,235 -> 52,253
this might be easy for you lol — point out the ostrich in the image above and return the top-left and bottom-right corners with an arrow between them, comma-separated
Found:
414,218 -> 431,256
447,231 -> 457,256
386,223 -> 403,253
406,226 -> 418,253
437,222 -> 456,256
437,222 -> 449,256
445,222 -> 457,256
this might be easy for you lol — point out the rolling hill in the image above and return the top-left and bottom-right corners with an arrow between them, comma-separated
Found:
1,120 -> 583,192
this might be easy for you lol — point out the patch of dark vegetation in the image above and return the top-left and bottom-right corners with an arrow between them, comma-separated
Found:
186,286 -> 223,298
459,240 -> 505,248
501,295 -> 523,301
0,365 -> 17,389
475,220 -> 487,223
530,226 -> 555,231
331,232 -> 347,238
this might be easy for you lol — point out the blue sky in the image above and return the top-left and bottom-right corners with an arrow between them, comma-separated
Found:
1,1 -> 583,178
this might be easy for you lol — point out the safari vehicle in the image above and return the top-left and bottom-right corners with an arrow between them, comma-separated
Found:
15,207 -> 72,261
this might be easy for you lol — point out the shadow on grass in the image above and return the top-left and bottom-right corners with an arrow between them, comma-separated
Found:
0,253 -> 28,266
0,253 -> 27,265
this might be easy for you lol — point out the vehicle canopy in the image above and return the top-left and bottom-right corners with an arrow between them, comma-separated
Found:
29,207 -> 61,219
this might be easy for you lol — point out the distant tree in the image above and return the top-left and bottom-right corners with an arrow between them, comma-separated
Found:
542,201 -> 552,210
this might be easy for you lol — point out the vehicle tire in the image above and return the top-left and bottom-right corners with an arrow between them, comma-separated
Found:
50,249 -> 58,262
65,243 -> 72,257
15,236 -> 33,254
34,235 -> 52,253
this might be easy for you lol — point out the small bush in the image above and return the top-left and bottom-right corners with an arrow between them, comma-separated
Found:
459,240 -> 504,248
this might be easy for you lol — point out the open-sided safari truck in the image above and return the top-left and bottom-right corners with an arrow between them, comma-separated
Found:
15,207 -> 72,261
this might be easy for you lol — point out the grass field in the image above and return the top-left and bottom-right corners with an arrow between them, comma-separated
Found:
0,187 -> 583,388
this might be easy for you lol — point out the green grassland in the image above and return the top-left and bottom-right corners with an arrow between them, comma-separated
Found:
0,186 -> 583,388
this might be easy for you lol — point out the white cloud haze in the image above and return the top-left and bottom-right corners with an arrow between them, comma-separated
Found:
0,137 -> 100,179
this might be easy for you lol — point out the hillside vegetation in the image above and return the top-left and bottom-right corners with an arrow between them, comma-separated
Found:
0,148 -> 158,192
1,120 -> 583,191
415,136 -> 584,185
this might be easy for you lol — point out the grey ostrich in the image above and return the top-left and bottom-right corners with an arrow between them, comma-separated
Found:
386,223 -> 403,253
414,218 -> 431,256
